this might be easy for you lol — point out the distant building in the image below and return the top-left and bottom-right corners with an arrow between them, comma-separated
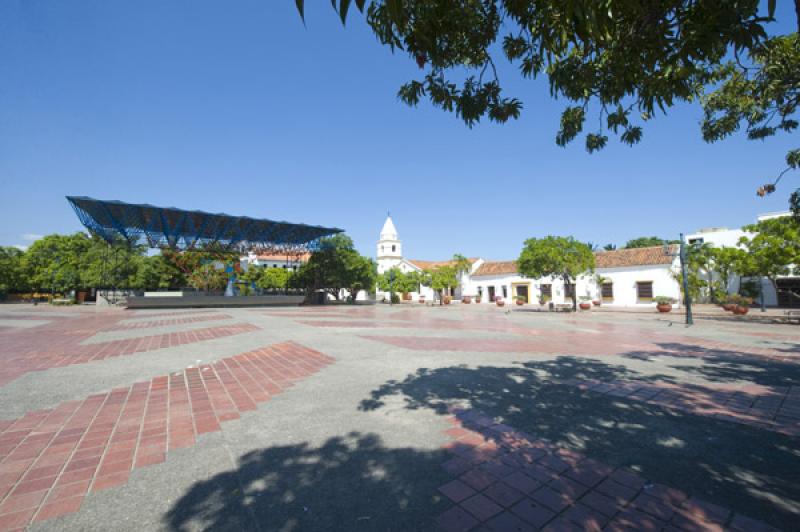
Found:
375,211 -> 799,308
241,252 -> 309,271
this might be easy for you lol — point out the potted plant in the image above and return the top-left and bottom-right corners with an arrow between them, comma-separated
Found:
462,295 -> 471,304
475,295 -> 482,304
592,299 -> 601,306
539,295 -> 549,306
732,295 -> 753,315
654,296 -> 675,313
443,294 -> 451,305
516,295 -> 526,306
579,296 -> 592,310
496,297 -> 505,307
418,295 -> 425,303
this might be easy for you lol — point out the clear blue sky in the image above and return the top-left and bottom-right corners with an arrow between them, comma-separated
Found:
1,1 -> 796,260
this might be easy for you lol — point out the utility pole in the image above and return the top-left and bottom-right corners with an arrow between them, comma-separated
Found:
678,234 -> 693,325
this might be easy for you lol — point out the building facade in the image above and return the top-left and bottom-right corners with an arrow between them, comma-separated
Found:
374,215 -> 681,307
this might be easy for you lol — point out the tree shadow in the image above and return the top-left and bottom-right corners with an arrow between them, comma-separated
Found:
359,357 -> 800,530
623,342 -> 800,387
164,432 -> 449,532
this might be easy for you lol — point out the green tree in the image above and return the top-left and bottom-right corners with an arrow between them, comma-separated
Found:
709,246 -> 746,296
133,254 -> 187,290
257,267 -> 292,292
421,265 -> 458,305
624,237 -> 677,249
187,263 -> 228,294
0,247 -> 28,296
294,234 -> 375,302
737,216 -> 800,305
517,236 -> 595,311
378,267 -> 420,298
303,2 -> 798,211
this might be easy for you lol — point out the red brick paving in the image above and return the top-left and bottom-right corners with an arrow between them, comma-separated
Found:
0,314 -> 258,386
562,378 -> 800,437
434,408 -> 780,531
361,333 -> 799,363
102,313 -> 233,331
0,341 -> 334,530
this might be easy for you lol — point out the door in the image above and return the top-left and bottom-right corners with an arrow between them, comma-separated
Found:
488,286 -> 496,302
516,285 -> 529,302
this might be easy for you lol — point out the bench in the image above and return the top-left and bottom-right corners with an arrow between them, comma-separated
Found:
786,310 -> 800,324
552,303 -> 574,312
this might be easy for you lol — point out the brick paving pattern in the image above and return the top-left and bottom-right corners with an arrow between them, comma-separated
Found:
0,341 -> 334,530
361,333 -> 799,363
102,313 -> 233,331
434,408 -> 780,532
563,378 -> 800,437
0,316 -> 258,386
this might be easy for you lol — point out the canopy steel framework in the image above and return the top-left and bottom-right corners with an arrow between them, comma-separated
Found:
67,196 -> 343,254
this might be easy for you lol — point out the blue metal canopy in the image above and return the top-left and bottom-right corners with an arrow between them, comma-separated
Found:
67,196 -> 343,252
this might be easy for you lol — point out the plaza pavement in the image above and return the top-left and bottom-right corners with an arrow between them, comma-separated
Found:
0,302 -> 798,531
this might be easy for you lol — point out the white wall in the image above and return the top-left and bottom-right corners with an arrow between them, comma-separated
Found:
596,263 -> 681,307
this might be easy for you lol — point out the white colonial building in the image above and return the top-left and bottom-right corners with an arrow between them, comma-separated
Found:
375,215 -> 682,307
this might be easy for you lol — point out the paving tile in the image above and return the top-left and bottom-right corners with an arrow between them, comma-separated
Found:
483,481 -> 525,508
484,510 -> 535,531
461,493 -> 504,521
530,486 -> 572,513
502,471 -> 541,495
509,498 -> 556,528
0,340 -> 334,528
436,505 -> 479,532
438,479 -> 477,503
460,469 -> 498,491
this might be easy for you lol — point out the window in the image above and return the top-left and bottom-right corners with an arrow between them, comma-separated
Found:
391,245 -> 396,252
688,237 -> 703,245
564,283 -> 575,299
477,286 -> 483,297
637,281 -> 653,302
540,284 -> 552,299
272,264 -> 278,268
502,286 -> 508,299
602,283 -> 613,301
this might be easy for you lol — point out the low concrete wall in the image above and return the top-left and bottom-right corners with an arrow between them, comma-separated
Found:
126,295 -> 304,309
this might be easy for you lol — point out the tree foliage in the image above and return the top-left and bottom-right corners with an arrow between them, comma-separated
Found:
377,267 -> 420,295
421,265 -> 458,304
294,234 -> 376,302
517,236 -> 595,310
737,216 -> 800,300
623,236 -> 678,249
0,247 -> 28,296
187,263 -> 228,293
302,1 -> 798,208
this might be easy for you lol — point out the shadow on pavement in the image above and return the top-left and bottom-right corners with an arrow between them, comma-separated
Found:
165,432 -> 448,532
359,356 -> 800,530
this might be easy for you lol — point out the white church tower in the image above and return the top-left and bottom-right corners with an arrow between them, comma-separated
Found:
376,214 -> 403,274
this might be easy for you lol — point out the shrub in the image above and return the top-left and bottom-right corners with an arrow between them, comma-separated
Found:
390,292 -> 400,304
653,296 -> 676,305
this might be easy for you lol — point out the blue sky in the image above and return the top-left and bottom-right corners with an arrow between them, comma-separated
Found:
1,1 -> 797,259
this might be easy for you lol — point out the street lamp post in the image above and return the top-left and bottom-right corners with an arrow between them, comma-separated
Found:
665,235 -> 693,326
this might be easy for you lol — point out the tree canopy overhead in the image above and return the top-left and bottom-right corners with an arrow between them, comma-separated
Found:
301,1 -> 799,212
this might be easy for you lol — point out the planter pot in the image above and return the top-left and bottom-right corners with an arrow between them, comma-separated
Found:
579,302 -> 591,310
496,299 -> 505,307
418,297 -> 425,304
539,300 -> 547,306
475,297 -> 481,304
443,296 -> 451,305
722,303 -> 735,311
592,300 -> 601,306
516,299 -> 524,306
76,291 -> 87,303
733,305 -> 749,315
462,296 -> 471,304
657,304 -> 672,313
403,292 -> 412,301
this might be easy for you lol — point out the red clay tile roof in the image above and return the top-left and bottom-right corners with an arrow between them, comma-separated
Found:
593,245 -> 676,269
473,261 -> 518,276
472,246 -> 675,277
408,258 -> 478,270
254,252 -> 310,262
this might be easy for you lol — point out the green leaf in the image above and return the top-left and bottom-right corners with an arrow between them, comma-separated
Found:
295,0 -> 305,23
